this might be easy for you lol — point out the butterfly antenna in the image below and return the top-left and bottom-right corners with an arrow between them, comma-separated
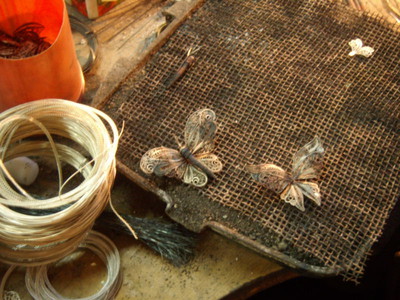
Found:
173,135 -> 183,148
187,46 -> 201,57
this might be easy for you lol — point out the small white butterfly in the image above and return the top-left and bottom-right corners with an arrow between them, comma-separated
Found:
246,137 -> 324,212
140,109 -> 223,187
348,38 -> 374,57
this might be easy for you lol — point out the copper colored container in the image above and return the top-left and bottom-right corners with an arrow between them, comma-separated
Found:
0,0 -> 84,112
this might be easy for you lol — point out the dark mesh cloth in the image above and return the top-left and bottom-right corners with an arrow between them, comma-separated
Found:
103,0 -> 400,281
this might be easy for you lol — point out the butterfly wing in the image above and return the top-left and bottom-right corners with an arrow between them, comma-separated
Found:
184,109 -> 217,154
357,46 -> 374,57
348,38 -> 363,56
291,137 -> 324,209
280,184 -> 305,212
281,181 -> 321,211
196,153 -> 223,174
246,164 -> 290,194
183,165 -> 208,187
292,136 -> 324,180
297,182 -> 321,206
140,147 -> 185,178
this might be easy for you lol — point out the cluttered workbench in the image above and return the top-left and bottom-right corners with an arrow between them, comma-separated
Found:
2,174 -> 292,300
1,0 -> 399,299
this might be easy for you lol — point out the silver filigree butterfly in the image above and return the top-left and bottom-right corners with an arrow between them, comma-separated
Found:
246,137 -> 324,211
348,38 -> 374,58
140,109 -> 223,187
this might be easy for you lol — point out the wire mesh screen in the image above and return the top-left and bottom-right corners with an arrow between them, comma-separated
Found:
102,0 -> 400,281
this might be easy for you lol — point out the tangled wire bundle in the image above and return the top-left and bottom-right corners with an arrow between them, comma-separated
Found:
0,99 -> 121,298
0,22 -> 51,59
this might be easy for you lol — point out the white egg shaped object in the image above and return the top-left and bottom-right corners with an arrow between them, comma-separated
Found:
4,157 -> 39,186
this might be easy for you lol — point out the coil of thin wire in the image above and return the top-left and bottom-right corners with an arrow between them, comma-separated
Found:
25,230 -> 122,300
0,99 -> 119,266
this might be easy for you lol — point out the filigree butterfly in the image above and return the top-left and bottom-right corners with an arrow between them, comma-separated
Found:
140,109 -> 223,187
348,38 -> 374,57
246,137 -> 324,211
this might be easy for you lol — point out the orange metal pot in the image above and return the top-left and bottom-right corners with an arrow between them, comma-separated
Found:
0,0 -> 84,112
